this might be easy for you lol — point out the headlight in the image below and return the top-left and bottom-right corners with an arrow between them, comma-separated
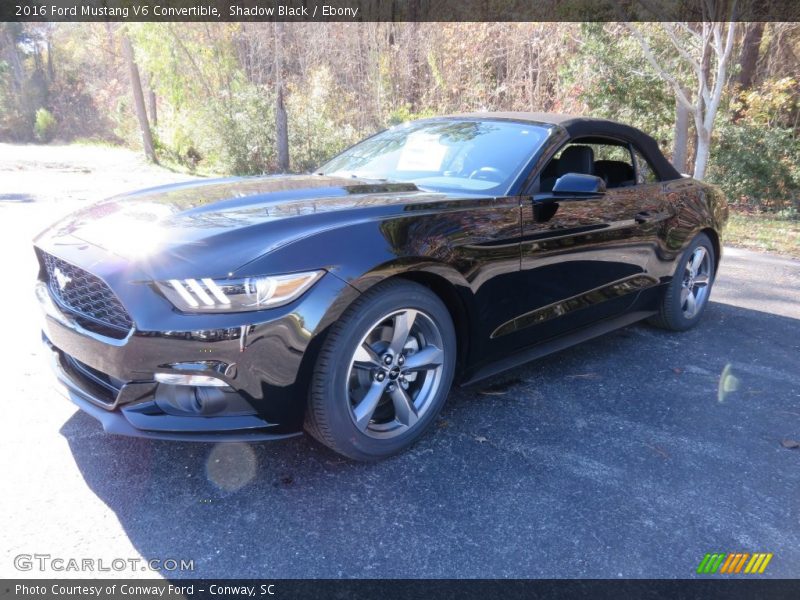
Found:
155,271 -> 324,313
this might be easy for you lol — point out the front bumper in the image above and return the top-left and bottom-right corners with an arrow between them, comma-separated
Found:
46,337 -> 299,441
37,271 -> 356,440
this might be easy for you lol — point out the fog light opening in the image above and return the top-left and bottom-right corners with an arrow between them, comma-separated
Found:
153,382 -> 258,417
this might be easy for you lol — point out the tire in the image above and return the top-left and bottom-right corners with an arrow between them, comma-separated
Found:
649,232 -> 716,331
304,279 -> 457,461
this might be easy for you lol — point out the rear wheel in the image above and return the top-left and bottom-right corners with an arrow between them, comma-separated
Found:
649,232 -> 716,331
305,279 -> 456,461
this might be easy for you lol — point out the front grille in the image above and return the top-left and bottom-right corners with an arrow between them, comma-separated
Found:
40,252 -> 133,336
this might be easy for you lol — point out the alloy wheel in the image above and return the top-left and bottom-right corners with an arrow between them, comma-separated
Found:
680,246 -> 712,319
346,309 -> 445,438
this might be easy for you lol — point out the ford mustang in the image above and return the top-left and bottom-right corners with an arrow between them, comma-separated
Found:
35,113 -> 728,460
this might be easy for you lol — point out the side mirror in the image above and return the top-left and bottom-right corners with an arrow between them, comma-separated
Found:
552,173 -> 606,197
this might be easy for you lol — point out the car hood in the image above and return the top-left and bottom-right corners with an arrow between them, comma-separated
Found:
35,174 -> 448,278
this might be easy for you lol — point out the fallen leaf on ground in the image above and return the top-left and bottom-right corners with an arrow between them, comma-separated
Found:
645,444 -> 670,459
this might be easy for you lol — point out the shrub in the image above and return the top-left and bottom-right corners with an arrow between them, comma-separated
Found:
214,82 -> 276,175
33,108 -> 57,142
708,116 -> 800,212
288,66 -> 362,172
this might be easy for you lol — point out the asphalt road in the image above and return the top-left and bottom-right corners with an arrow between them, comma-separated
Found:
1,145 -> 799,579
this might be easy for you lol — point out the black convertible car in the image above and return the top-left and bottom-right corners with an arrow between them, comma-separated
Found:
35,113 -> 728,460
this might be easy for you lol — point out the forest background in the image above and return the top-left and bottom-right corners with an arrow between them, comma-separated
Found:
1,21 -> 798,252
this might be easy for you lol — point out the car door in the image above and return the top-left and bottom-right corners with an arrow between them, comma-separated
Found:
501,138 -> 671,347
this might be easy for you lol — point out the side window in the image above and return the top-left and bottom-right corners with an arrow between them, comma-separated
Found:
633,149 -> 659,184
586,141 -> 636,189
539,139 -> 650,192
539,140 -> 633,192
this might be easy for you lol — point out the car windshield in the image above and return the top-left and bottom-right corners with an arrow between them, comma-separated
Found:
319,119 -> 551,195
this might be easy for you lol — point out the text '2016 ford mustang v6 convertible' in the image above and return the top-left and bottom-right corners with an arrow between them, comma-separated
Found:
35,113 -> 728,460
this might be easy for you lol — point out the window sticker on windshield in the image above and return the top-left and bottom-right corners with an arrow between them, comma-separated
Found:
397,132 -> 447,172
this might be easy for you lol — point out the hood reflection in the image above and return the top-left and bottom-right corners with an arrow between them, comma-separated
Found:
46,174 -> 438,261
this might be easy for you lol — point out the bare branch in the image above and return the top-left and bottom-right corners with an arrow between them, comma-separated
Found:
663,24 -> 702,76
674,22 -> 701,41
722,17 -> 737,64
704,21 -> 737,132
712,21 -> 722,54
625,23 -> 695,111
167,24 -> 214,100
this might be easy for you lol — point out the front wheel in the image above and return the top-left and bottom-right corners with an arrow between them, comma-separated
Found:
649,232 -> 716,331
305,279 -> 456,461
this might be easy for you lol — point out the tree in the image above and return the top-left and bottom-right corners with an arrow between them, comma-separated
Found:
121,33 -> 156,163
147,73 -> 157,127
736,22 -> 765,91
274,22 -> 289,172
627,20 -> 737,180
673,85 -> 691,173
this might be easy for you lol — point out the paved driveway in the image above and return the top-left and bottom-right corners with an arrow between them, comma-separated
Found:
1,145 -> 798,579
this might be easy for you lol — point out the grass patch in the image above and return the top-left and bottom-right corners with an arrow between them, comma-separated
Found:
69,140 -> 218,178
725,210 -> 800,258
70,138 -> 124,148
154,151 -> 219,178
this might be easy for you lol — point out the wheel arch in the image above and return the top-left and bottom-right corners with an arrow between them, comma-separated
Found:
700,227 -> 721,274
351,260 -> 476,380
292,260 -> 476,427
324,259 -> 477,379
393,270 -> 472,379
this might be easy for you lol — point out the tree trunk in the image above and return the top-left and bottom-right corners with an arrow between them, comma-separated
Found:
1,24 -> 25,95
732,22 -> 765,121
672,91 -> 690,173
274,22 -> 289,172
148,75 -> 158,127
121,35 -> 157,163
407,19 -> 421,111
736,22 -> 764,91
693,127 -> 711,180
46,36 -> 54,82
275,87 -> 289,171
692,28 -> 713,180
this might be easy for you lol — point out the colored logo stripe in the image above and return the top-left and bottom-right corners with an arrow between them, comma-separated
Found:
720,553 -> 748,573
698,553 -> 773,574
697,553 -> 725,574
745,553 -> 773,574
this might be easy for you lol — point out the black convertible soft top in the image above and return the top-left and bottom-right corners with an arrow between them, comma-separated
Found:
450,111 -> 682,182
